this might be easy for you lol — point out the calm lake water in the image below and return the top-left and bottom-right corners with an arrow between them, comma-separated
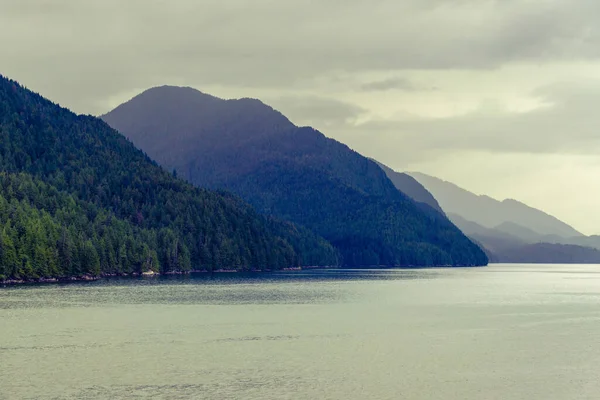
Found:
1,264 -> 600,399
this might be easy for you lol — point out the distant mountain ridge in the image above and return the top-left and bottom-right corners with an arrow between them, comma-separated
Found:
400,171 -> 600,264
102,85 -> 488,267
493,221 -> 545,243
373,161 -> 444,214
408,172 -> 583,238
500,243 -> 600,264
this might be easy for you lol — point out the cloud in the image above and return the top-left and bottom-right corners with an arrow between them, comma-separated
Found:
359,78 -> 436,92
3,0 -> 600,233
338,81 -> 600,158
266,96 -> 367,128
3,0 -> 600,114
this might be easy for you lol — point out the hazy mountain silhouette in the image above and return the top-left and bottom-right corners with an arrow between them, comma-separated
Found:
448,214 -> 524,243
409,172 -> 583,238
448,212 -> 600,264
373,161 -> 444,214
400,173 -> 600,263
102,86 -> 487,267
565,235 -> 600,249
492,221 -> 545,243
499,243 -> 600,264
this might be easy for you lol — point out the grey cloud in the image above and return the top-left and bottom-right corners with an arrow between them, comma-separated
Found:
359,78 -> 437,92
3,0 -> 600,114
3,0 -> 599,157
266,96 -> 367,128
342,81 -> 600,159
3,0 -> 600,233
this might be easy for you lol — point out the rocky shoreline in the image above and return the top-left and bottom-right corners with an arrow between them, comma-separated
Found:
0,266 -> 320,286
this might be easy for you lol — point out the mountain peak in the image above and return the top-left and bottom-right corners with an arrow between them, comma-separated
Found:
105,86 -> 287,124
141,84 -> 210,94
102,85 -> 295,166
112,85 -> 221,112
102,87 -> 488,267
501,198 -> 525,205
0,74 -> 341,280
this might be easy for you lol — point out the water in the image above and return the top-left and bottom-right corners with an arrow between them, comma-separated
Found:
1,264 -> 600,399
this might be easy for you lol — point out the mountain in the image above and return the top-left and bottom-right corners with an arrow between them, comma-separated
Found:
447,213 -> 600,264
493,221 -> 545,243
401,172 -> 600,264
448,213 -> 503,238
102,86 -> 488,267
373,161 -> 444,214
564,235 -> 600,249
409,172 -> 583,238
448,214 -> 526,244
0,75 -> 340,282
499,243 -> 600,264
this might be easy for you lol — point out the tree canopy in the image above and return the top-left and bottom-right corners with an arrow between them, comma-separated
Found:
0,76 -> 339,281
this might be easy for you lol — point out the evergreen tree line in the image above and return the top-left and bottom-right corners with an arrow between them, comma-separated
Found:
0,76 -> 339,281
0,172 -> 239,280
193,154 -> 488,267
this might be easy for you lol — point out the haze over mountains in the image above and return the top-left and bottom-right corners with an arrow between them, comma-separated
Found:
404,172 -> 600,263
102,85 -> 487,267
409,172 -> 583,238
373,161 -> 444,214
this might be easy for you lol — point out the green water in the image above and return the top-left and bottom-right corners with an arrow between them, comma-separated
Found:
1,264 -> 600,399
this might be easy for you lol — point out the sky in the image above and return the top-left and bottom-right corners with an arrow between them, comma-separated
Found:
2,0 -> 599,234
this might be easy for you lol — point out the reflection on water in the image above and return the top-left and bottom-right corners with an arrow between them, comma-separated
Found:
0,269 -> 444,309
1,264 -> 600,399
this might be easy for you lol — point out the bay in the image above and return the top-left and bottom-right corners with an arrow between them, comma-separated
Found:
1,264 -> 600,399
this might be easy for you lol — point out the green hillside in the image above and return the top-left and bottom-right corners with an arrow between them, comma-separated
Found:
0,76 -> 339,281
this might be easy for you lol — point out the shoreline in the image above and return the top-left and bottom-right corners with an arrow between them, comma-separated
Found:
0,267 -> 316,286
0,264 -> 487,287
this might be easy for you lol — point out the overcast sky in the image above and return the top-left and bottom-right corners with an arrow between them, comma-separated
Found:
2,0 -> 600,234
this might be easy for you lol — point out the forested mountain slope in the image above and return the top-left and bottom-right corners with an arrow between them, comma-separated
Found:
0,76 -> 339,281
103,86 -> 487,267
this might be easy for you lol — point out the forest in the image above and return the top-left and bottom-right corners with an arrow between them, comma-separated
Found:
103,86 -> 488,268
0,76 -> 339,281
